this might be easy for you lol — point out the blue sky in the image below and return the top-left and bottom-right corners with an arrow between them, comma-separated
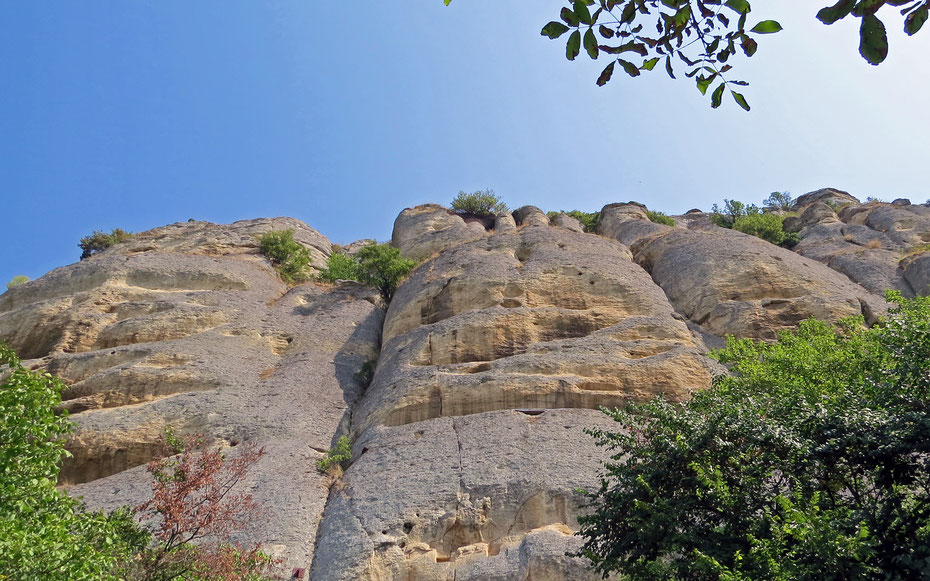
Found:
1,1 -> 928,285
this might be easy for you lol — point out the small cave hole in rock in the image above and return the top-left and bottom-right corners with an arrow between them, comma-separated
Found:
516,409 -> 546,416
403,522 -> 414,534
229,440 -> 239,447
382,529 -> 388,535
399,541 -> 406,549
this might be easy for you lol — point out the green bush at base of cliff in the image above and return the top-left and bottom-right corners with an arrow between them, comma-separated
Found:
258,229 -> 312,284
576,292 -> 930,580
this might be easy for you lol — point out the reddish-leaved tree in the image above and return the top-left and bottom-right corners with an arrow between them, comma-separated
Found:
127,433 -> 275,581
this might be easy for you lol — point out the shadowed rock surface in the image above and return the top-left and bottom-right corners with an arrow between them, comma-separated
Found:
1,192 -> 926,579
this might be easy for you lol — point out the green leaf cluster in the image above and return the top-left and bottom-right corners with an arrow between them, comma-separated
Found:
577,292 -> 930,579
5,275 -> 29,290
79,228 -> 133,260
0,343 -> 143,580
258,229 -> 312,284
316,435 -> 353,473
645,210 -> 675,226
534,0 -> 928,109
548,210 -> 601,232
450,189 -> 508,217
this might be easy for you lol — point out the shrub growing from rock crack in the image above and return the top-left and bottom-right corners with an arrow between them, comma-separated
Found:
318,251 -> 360,283
5,275 -> 29,290
316,436 -> 352,474
258,229 -> 311,284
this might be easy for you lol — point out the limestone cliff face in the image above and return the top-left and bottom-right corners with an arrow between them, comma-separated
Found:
1,192 -> 927,579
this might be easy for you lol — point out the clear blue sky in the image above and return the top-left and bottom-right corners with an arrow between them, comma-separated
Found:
1,1 -> 928,285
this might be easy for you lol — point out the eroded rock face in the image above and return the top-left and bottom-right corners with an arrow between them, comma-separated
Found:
599,203 -> 883,340
357,224 -> 717,432
3,193 -> 921,580
309,211 -> 718,580
392,204 -> 489,261
310,410 -> 615,581
791,194 -> 930,297
1,219 -> 383,570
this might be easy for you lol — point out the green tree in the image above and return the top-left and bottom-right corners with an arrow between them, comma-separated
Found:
258,229 -> 312,284
0,343 -> 139,580
355,243 -> 416,301
576,292 -> 930,579
5,275 -> 29,290
450,189 -> 509,217
763,191 -> 794,211
710,198 -> 758,228
447,0 -> 928,109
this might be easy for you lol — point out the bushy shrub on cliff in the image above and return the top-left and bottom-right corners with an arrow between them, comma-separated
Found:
763,190 -> 794,211
548,210 -> 600,232
258,229 -> 311,284
645,210 -> 675,226
450,189 -> 508,217
79,228 -> 133,260
5,275 -> 28,290
577,292 -> 930,579
710,199 -> 798,248
318,251 -> 360,283
733,212 -> 800,248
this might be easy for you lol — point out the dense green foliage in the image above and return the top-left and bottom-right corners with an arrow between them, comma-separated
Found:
645,210 -> 675,226
577,292 -> 930,579
450,189 -> 508,217
733,212 -> 800,248
710,199 -> 798,248
318,243 -> 415,301
0,343 -> 142,580
5,275 -> 29,290
354,243 -> 416,301
525,0 -> 928,110
316,436 -> 353,473
258,229 -> 312,284
318,251 -> 361,283
354,359 -> 377,388
79,228 -> 133,260
548,210 -> 600,232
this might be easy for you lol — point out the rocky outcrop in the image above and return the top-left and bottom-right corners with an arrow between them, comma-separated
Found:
392,205 -> 489,261
1,219 -> 382,570
2,191 -> 924,580
790,194 -> 930,297
599,203 -> 883,341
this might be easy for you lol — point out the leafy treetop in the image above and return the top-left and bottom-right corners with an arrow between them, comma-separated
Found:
450,189 -> 509,217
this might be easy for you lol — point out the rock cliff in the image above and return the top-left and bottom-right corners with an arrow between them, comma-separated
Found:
2,191 -> 928,579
